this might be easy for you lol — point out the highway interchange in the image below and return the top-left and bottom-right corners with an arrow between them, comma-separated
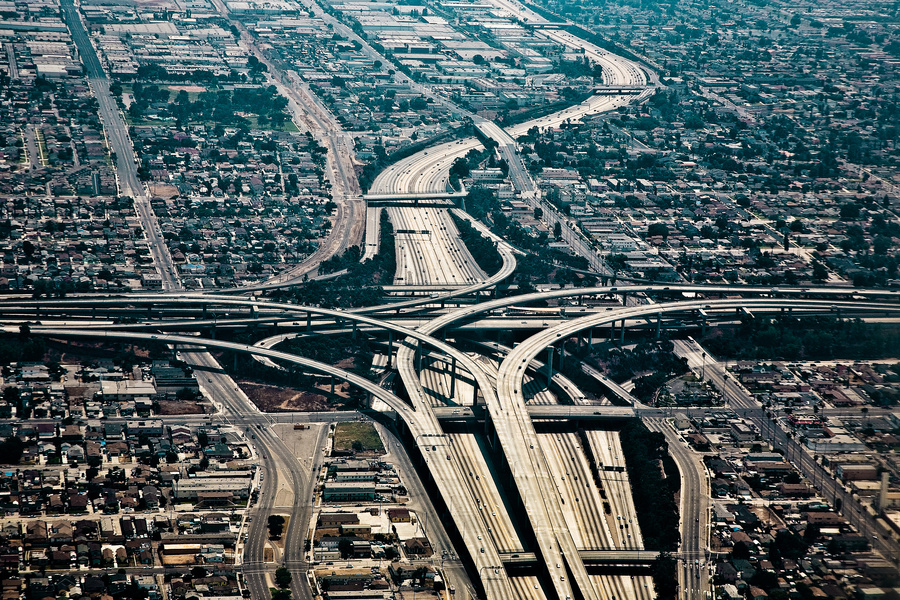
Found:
38,0 -> 900,599
6,290 -> 900,600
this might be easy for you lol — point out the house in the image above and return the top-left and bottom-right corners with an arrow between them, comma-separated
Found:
403,537 -> 431,556
387,508 -> 411,523
319,513 -> 359,528
749,586 -> 768,600
322,482 -> 378,502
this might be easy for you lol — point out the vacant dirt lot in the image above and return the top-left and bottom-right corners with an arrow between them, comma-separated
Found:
240,381 -> 332,412
158,400 -> 205,415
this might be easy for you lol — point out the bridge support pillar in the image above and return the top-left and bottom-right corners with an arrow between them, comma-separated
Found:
387,333 -> 393,368
330,376 -> 335,395
306,312 -> 311,332
352,322 -> 357,340
546,347 -> 554,385
202,304 -> 207,319
416,342 -> 423,373
449,357 -> 456,400
619,319 -> 625,345
656,314 -> 661,340
559,342 -> 565,371
233,352 -> 238,372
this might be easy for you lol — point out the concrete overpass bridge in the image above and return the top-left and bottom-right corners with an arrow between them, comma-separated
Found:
500,550 -> 662,568
593,86 -> 646,95
362,192 -> 466,206
432,405 -> 637,423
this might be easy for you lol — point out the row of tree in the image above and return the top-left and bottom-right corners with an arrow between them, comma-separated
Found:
449,214 -> 502,274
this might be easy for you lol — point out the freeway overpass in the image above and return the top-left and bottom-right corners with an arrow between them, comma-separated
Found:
432,405 -> 637,422
4,284 -> 898,322
500,550 -> 661,567
363,192 -> 467,205
593,86 -> 646,94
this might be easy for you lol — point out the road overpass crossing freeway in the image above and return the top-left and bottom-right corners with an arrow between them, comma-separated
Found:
390,292 -> 899,600
5,284 -> 897,322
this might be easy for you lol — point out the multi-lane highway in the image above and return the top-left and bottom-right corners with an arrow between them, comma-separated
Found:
368,0 -> 652,200
389,207 -> 487,286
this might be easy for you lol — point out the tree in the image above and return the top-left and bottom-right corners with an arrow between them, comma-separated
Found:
732,540 -> 752,559
338,538 -> 354,559
649,552 -> 677,599
449,157 -> 470,179
270,590 -> 291,600
874,235 -> 893,255
839,203 -> 861,220
0,436 -> 25,464
553,222 -> 562,241
268,515 -> 285,539
685,114 -> 705,129
647,222 -> 668,239
533,206 -> 543,219
274,567 -> 292,589
804,523 -> 820,543
812,261 -> 828,282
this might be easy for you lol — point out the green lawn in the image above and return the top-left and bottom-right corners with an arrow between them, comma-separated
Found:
333,422 -> 385,453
